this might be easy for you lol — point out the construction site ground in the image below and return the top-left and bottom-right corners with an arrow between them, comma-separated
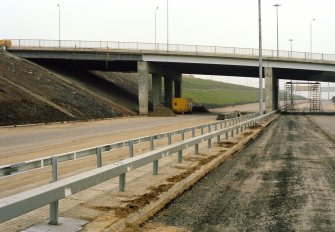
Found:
0,101 -> 274,231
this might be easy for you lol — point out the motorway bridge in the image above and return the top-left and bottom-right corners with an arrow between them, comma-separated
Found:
6,39 -> 335,114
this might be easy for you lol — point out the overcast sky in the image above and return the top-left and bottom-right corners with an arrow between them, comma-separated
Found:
1,0 -> 335,97
1,0 -> 335,54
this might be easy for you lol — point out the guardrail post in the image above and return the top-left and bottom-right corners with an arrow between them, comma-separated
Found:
178,150 -> 183,163
150,136 -> 154,151
195,144 -> 199,154
192,128 -> 195,137
217,134 -> 220,143
153,160 -> 159,175
96,147 -> 102,168
225,132 -> 229,140
231,129 -> 234,137
168,133 -> 172,145
119,173 -> 126,192
49,156 -> 59,225
201,127 -> 204,135
208,125 -> 212,148
129,140 -> 134,157
236,127 -> 239,134
224,121 -> 227,128
220,122 -> 223,129
181,130 -> 185,140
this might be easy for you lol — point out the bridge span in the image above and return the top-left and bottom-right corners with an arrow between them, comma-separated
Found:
6,39 -> 335,114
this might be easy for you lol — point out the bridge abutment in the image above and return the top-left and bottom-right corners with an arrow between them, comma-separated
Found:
265,67 -> 279,112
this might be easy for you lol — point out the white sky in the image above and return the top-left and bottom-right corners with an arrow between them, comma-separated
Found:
1,0 -> 335,98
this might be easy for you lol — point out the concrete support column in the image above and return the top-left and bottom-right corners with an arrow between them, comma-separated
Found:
174,74 -> 182,98
152,74 -> 162,110
265,67 -> 279,112
164,76 -> 173,108
138,61 -> 149,115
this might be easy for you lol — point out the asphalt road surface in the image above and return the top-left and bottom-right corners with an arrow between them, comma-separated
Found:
149,115 -> 335,231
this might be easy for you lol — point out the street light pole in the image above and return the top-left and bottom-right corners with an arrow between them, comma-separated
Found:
155,6 -> 158,50
310,19 -> 316,56
58,4 -> 60,48
289,39 -> 293,57
258,0 -> 263,115
166,0 -> 169,53
273,4 -> 281,57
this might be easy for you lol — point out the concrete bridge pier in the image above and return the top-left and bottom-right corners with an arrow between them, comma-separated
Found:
138,61 -> 149,115
164,76 -> 173,108
152,73 -> 162,110
174,74 -> 182,98
265,67 -> 279,112
138,61 -> 182,114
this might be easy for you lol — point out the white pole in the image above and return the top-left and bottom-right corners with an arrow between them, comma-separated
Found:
258,0 -> 263,115
58,4 -> 60,48
155,7 -> 158,50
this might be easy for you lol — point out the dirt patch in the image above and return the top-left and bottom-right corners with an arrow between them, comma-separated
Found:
149,107 -> 176,117
113,183 -> 174,218
243,131 -> 253,137
249,124 -> 263,130
218,141 -> 237,148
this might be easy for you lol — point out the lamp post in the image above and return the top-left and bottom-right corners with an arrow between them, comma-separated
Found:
166,0 -> 169,53
258,0 -> 263,115
289,39 -> 293,57
155,6 -> 158,50
58,4 -> 60,48
310,18 -> 316,56
273,4 -> 281,57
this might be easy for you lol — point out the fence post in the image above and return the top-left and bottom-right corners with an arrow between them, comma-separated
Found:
129,140 -> 134,157
168,133 -> 172,145
153,160 -> 159,175
195,144 -> 199,154
96,147 -> 102,168
49,156 -> 59,225
150,136 -> 154,151
178,150 -> 183,163
225,132 -> 229,140
192,128 -> 195,137
181,130 -> 185,141
208,125 -> 212,148
119,173 -> 126,192
201,127 -> 204,135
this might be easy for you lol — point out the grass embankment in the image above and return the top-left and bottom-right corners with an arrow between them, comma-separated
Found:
182,77 -> 305,108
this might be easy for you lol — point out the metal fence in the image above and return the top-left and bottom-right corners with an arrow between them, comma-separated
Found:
0,111 -> 276,224
8,39 -> 335,63
0,113 -> 256,178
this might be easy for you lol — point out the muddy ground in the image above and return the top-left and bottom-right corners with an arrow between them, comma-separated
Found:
146,115 -> 335,231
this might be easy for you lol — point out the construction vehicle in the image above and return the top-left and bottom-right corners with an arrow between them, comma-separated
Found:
0,40 -> 12,49
172,98 -> 192,114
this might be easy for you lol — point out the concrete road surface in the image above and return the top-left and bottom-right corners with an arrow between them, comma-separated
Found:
148,115 -> 335,231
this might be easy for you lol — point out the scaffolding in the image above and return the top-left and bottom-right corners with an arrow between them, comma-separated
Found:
284,82 -> 322,112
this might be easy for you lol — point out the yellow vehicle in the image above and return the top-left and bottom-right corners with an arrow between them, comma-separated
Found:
0,40 -> 12,49
172,98 -> 192,114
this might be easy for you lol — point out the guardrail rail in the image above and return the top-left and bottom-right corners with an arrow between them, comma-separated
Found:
0,111 -> 276,225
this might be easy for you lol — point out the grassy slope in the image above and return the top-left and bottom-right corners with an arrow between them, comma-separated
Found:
182,77 -> 305,108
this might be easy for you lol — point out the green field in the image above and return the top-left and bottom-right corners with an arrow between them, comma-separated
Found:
182,77 -> 304,108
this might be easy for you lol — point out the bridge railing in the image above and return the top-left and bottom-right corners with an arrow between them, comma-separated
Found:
0,111 -> 276,224
8,39 -> 335,63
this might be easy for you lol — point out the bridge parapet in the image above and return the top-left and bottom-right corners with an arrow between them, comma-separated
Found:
8,39 -> 335,63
